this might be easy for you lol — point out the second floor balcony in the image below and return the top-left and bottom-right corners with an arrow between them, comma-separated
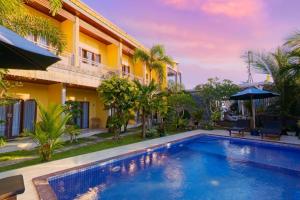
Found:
10,37 -> 146,87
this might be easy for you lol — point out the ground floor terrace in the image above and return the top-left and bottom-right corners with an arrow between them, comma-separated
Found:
0,80 -> 115,139
0,129 -> 299,200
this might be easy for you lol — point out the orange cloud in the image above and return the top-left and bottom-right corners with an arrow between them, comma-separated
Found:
161,0 -> 263,18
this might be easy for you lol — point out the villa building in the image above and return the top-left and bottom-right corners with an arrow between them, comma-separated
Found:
0,0 -> 181,138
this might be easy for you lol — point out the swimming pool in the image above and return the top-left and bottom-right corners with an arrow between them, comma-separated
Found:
46,135 -> 300,200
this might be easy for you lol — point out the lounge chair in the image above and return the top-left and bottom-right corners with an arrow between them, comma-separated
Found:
0,175 -> 25,200
227,119 -> 250,137
260,121 -> 282,139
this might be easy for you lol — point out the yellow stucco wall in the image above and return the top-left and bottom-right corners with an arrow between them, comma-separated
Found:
25,6 -> 60,27
8,82 -> 53,121
48,83 -> 63,105
107,44 -> 119,69
66,88 -> 107,128
79,32 -> 108,65
61,20 -> 74,54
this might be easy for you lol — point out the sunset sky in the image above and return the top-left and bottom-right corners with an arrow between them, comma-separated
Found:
82,0 -> 300,88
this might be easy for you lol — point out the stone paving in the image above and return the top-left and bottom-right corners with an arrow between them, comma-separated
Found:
0,129 -> 299,200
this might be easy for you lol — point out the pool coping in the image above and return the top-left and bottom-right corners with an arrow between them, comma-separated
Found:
32,133 -> 300,200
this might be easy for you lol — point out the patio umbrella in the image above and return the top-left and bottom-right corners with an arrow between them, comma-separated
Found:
230,87 -> 279,129
0,25 -> 60,70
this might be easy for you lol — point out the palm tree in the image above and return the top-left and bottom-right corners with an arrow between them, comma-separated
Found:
133,44 -> 174,85
28,103 -> 71,161
284,32 -> 300,78
134,80 -> 159,138
0,0 -> 65,53
249,47 -> 299,116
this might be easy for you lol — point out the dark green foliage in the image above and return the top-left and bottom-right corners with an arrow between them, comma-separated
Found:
0,136 -> 6,147
133,44 -> 174,85
134,80 -> 162,138
97,76 -> 137,139
248,48 -> 300,118
165,90 -> 197,130
64,101 -> 82,125
146,128 -> 158,138
201,121 -> 214,130
0,0 -> 65,53
28,103 -> 71,161
194,78 -> 239,121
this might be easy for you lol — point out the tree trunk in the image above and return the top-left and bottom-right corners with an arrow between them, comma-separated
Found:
149,69 -> 152,82
124,121 -> 128,133
142,110 -> 146,138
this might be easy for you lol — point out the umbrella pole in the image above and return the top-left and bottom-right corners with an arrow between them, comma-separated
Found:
251,97 -> 256,129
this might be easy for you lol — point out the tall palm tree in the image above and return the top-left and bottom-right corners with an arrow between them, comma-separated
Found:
134,80 -> 159,138
133,44 -> 175,85
0,0 -> 65,53
284,32 -> 300,78
249,47 -> 299,116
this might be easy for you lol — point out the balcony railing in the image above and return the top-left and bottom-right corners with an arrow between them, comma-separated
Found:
27,39 -> 58,54
25,38 -> 145,83
79,57 -> 101,68
121,72 -> 144,83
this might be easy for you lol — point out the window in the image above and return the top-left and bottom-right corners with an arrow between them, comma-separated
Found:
122,65 -> 130,75
80,48 -> 101,66
27,35 -> 48,46
39,36 -> 48,46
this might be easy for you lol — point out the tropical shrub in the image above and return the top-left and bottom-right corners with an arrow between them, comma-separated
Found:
64,101 -> 82,125
146,128 -> 158,138
194,78 -> 239,121
0,136 -> 6,147
64,125 -> 80,143
177,118 -> 189,129
211,110 -> 221,122
157,126 -> 166,137
97,76 -> 137,139
192,109 -> 204,127
166,91 -> 196,130
28,103 -> 71,161
202,121 -> 214,130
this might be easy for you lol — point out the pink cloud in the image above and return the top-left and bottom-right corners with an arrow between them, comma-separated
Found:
201,0 -> 262,18
161,0 -> 263,18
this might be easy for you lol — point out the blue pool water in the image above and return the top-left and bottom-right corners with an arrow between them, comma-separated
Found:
49,135 -> 300,200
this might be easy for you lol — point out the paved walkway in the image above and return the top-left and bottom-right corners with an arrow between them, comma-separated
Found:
0,129 -> 106,153
0,129 -> 299,200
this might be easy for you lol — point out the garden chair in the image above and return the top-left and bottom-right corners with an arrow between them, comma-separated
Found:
260,121 -> 282,140
227,119 -> 250,137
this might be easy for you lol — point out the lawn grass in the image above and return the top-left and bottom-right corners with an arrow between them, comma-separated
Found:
0,128 -> 189,173
0,133 -> 143,172
0,137 -> 94,162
